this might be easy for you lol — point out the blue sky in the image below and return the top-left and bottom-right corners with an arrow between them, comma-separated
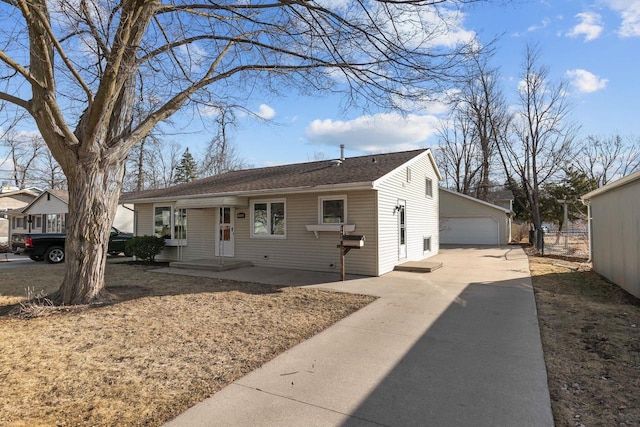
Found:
191,0 -> 639,168
1,1 -> 639,175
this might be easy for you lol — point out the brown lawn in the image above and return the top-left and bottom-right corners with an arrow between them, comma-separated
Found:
529,253 -> 640,426
4,252 -> 640,427
0,261 -> 375,426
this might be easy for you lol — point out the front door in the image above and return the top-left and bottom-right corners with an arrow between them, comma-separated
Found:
398,200 -> 407,259
216,207 -> 234,257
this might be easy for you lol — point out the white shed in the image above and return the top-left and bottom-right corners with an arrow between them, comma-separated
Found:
439,188 -> 513,245
582,171 -> 640,298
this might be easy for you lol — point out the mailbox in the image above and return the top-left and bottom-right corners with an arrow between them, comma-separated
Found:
341,234 -> 365,248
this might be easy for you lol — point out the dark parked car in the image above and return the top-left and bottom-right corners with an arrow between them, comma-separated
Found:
24,227 -> 134,263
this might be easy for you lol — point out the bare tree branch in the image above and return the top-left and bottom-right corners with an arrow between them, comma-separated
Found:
0,0 -> 485,304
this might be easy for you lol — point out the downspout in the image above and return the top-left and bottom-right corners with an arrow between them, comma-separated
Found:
581,198 -> 592,263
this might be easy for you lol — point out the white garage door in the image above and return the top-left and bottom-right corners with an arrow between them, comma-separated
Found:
440,217 -> 499,245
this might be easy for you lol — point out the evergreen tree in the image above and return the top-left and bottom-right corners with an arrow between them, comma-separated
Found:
174,148 -> 198,184
540,169 -> 598,230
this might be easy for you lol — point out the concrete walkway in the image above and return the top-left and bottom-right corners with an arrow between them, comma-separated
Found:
163,246 -> 553,427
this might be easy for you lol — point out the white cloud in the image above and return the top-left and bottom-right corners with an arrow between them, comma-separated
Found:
256,104 -> 276,120
567,12 -> 604,41
566,69 -> 608,93
304,113 -> 440,152
527,18 -> 551,33
605,0 -> 640,37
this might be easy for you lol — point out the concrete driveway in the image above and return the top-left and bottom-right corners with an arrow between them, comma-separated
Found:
164,246 -> 553,427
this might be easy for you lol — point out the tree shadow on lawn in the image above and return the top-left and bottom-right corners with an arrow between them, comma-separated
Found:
0,261 -> 288,317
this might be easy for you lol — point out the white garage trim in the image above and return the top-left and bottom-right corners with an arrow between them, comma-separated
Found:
440,216 -> 500,245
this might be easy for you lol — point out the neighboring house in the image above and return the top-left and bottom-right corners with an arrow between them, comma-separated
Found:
581,170 -> 640,299
439,188 -> 513,245
486,189 -> 514,212
0,187 -> 41,243
122,149 -> 441,276
8,189 -> 134,249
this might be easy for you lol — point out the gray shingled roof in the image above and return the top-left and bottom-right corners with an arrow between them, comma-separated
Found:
122,149 -> 429,202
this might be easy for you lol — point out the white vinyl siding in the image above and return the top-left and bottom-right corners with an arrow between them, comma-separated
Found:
135,195 -> 377,274
235,191 -> 377,276
439,189 -> 511,245
376,152 -> 440,275
26,194 -> 67,215
135,205 -> 211,261
589,181 -> 640,298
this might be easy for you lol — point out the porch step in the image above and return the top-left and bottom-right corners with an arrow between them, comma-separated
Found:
394,261 -> 443,273
169,258 -> 253,272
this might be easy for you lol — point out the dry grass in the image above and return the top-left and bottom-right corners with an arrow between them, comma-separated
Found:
529,254 -> 640,426
0,261 -> 375,426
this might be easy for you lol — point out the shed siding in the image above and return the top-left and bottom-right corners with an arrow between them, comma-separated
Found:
376,154 -> 439,275
439,190 -> 510,245
590,183 -> 640,298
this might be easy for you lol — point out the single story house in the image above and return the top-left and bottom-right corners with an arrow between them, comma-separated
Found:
8,189 -> 134,251
0,187 -> 41,243
122,149 -> 441,276
439,188 -> 513,245
581,170 -> 640,298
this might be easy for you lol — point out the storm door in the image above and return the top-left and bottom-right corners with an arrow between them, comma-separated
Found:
216,207 -> 234,257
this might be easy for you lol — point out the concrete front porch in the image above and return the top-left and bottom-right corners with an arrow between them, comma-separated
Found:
169,258 -> 253,272
393,259 -> 443,273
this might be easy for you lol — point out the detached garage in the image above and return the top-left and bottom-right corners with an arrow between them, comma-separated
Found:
439,188 -> 513,245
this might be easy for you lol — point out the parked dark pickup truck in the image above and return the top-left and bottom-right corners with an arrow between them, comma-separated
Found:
24,227 -> 134,263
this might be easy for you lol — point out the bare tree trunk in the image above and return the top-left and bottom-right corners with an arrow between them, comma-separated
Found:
56,159 -> 125,305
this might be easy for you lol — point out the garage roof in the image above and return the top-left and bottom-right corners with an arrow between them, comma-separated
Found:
440,188 -> 513,215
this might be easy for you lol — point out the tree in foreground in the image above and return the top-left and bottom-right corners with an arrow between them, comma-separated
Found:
0,1 -> 480,304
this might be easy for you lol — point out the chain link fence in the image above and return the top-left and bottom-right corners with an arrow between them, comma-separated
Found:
541,228 -> 589,260
512,222 -> 590,260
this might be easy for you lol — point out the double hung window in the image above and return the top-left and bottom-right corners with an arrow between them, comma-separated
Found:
154,206 -> 187,244
319,196 -> 346,224
252,200 -> 286,238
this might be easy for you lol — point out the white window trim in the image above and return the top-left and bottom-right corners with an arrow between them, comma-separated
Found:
423,236 -> 432,253
153,204 -> 187,246
250,199 -> 287,239
318,195 -> 347,225
426,177 -> 433,198
45,213 -> 66,234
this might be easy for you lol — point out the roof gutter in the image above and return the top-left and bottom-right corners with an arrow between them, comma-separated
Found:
122,182 -> 376,205
581,170 -> 640,201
